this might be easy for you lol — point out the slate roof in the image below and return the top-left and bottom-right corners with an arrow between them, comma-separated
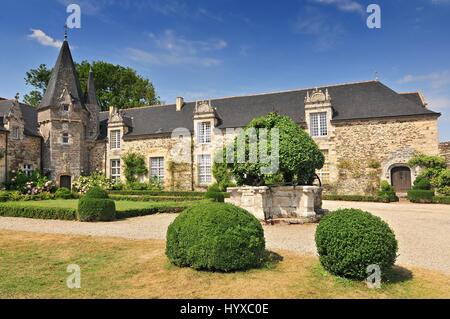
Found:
97,80 -> 440,139
85,68 -> 99,106
39,40 -> 85,109
0,99 -> 40,136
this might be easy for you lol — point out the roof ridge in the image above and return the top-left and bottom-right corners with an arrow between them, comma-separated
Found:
204,80 -> 378,102
112,79 -> 378,110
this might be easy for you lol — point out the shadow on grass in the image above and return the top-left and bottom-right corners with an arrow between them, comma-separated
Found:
260,250 -> 284,269
383,265 -> 414,284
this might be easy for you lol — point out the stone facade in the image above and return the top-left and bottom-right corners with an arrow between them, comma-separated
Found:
326,116 -> 440,195
440,142 -> 450,168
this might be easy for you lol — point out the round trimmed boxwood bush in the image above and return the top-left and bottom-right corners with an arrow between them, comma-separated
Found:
166,203 -> 266,272
83,187 -> 109,199
315,209 -> 398,280
77,197 -> 116,222
55,187 -> 73,199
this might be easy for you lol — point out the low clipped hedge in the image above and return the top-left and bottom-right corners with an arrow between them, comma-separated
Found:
0,205 -> 76,220
109,195 -> 204,202
323,194 -> 396,203
77,197 -> 116,222
84,187 -> 109,199
315,208 -> 398,280
117,206 -> 185,219
108,190 -> 205,197
432,196 -> 450,204
166,203 -> 266,272
407,189 -> 434,203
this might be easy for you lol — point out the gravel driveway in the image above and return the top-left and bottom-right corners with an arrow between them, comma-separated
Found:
0,200 -> 449,274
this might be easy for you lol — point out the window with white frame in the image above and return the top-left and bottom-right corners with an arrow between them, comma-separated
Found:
62,133 -> 69,145
310,112 -> 328,137
12,126 -> 20,139
197,122 -> 211,144
111,159 -> 121,181
110,130 -> 121,149
23,164 -> 33,177
316,150 -> 330,184
150,157 -> 165,182
198,154 -> 212,185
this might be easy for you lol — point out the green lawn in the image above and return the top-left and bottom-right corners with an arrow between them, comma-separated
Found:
0,230 -> 449,299
2,199 -> 202,212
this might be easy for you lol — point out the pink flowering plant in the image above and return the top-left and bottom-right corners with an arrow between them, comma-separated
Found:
7,170 -> 55,195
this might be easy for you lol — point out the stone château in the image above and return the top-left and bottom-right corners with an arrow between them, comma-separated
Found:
0,37 -> 447,194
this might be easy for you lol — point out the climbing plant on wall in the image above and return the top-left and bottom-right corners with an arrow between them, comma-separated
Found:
122,153 -> 148,184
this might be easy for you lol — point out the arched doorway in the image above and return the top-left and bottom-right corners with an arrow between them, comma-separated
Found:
60,175 -> 72,190
390,166 -> 412,193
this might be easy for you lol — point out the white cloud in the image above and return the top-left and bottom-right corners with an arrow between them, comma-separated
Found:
398,71 -> 450,91
292,7 -> 344,50
312,0 -> 364,13
427,95 -> 450,110
127,30 -> 226,67
431,0 -> 450,5
28,29 -> 63,48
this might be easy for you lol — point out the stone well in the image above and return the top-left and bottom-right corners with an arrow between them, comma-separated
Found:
225,186 -> 323,221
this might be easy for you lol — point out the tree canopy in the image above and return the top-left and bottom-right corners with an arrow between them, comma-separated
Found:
24,61 -> 160,109
217,112 -> 325,187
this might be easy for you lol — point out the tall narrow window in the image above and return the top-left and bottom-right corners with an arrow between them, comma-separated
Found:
197,122 -> 211,144
62,133 -> 69,145
111,159 -> 121,181
110,130 -> 121,149
198,154 -> 212,185
23,164 -> 33,177
12,126 -> 19,140
310,112 -> 328,137
150,157 -> 165,182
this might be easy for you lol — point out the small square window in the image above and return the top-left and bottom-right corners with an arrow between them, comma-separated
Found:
62,104 -> 69,112
23,164 -> 33,177
62,133 -> 69,145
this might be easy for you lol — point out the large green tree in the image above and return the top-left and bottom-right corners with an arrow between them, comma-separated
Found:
24,61 -> 160,109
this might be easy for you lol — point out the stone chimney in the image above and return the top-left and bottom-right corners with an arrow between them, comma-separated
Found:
176,97 -> 184,111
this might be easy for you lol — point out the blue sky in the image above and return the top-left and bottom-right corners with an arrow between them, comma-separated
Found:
0,0 -> 449,140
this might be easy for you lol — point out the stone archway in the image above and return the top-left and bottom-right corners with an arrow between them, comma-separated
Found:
390,166 -> 412,193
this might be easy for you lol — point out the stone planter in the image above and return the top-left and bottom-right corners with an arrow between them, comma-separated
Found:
225,186 -> 323,221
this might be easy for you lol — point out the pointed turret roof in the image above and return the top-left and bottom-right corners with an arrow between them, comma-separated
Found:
39,39 -> 84,109
85,67 -> 99,106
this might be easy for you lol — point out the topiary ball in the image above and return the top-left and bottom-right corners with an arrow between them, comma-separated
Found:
84,187 -> 109,199
315,209 -> 398,280
166,203 -> 266,272
77,197 -> 116,222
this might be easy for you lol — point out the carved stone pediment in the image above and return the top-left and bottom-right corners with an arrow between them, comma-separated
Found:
305,88 -> 331,104
195,100 -> 214,114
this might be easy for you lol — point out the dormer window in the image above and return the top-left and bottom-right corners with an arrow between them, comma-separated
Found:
62,133 -> 69,145
310,112 -> 328,137
62,104 -> 69,113
197,122 -> 211,144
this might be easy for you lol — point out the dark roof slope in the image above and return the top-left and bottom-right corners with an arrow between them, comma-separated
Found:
85,68 -> 99,106
99,81 -> 439,138
39,40 -> 84,109
400,92 -> 424,106
0,100 -> 40,136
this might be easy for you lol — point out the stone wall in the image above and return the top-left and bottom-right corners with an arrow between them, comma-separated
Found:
0,132 -> 7,183
120,135 -> 194,191
89,141 -> 106,173
226,186 -> 323,220
331,116 -> 440,195
439,142 -> 450,168
6,135 -> 41,176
